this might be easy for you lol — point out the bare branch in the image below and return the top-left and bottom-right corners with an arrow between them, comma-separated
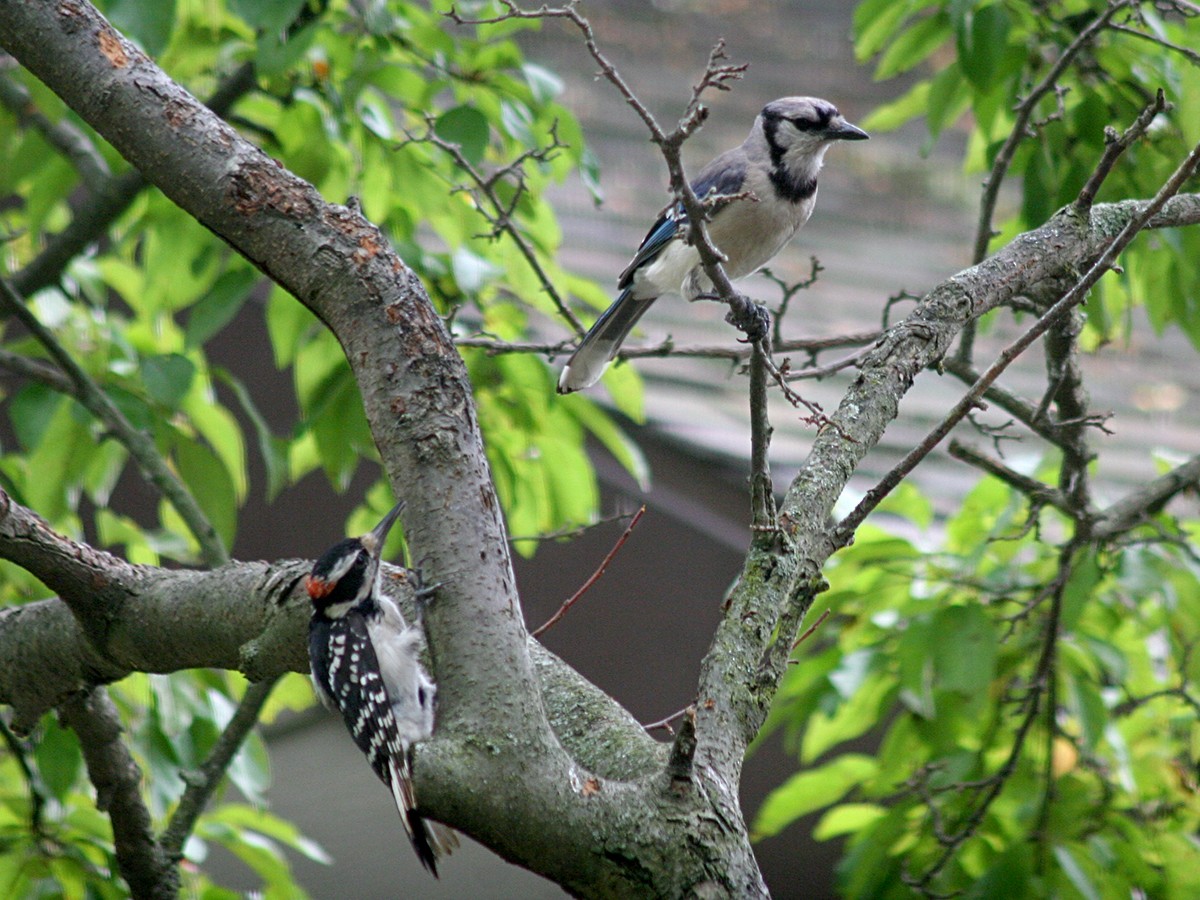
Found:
835,135 -> 1200,545
971,1 -> 1134,266
410,120 -> 585,334
1074,89 -> 1168,213
532,506 -> 645,638
905,539 -> 1076,893
948,440 -> 1072,514
1110,21 -> 1200,64
160,676 -> 280,861
1094,454 -> 1200,539
454,329 -> 879,362
60,687 -> 177,899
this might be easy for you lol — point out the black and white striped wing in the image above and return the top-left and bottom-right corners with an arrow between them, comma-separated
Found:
309,612 -> 440,872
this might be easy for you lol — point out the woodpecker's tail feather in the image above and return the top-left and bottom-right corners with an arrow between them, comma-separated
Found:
557,289 -> 656,393
408,813 -> 459,877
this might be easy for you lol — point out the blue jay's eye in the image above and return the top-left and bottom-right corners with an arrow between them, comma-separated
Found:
790,117 -> 817,131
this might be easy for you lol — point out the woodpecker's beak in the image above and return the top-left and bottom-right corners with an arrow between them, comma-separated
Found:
830,118 -> 869,141
361,499 -> 406,557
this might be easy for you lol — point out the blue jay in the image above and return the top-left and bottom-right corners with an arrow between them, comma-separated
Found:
557,97 -> 868,394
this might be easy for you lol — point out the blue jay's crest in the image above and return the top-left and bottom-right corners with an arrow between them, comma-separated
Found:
558,96 -> 867,394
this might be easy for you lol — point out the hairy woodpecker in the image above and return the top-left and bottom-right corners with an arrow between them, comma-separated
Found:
305,499 -> 455,875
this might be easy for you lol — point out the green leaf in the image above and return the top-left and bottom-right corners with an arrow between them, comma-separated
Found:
185,268 -> 259,349
229,0 -> 307,32
256,18 -> 319,78
522,63 -> 564,104
1053,844 -> 1102,900
860,80 -> 931,133
435,105 -> 491,167
813,803 -> 886,840
142,354 -> 197,410
966,843 -> 1033,899
215,368 -> 290,501
957,3 -> 1011,90
208,804 -> 331,865
932,604 -> 997,695
875,12 -> 950,80
34,718 -> 82,801
854,0 -> 921,60
754,755 -> 878,838
106,0 -> 176,56
171,439 -> 237,551
9,383 -> 63,452
1061,548 -> 1103,632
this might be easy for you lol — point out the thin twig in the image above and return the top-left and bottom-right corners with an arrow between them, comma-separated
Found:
787,608 -> 831,658
410,120 -> 585,334
957,0 -> 1135,364
947,441 -> 1072,514
834,128 -> 1200,548
762,260 -> 822,347
0,716 -> 47,839
642,705 -> 691,735
453,330 -> 879,361
1110,21 -> 1200,64
532,505 -> 646,638
0,278 -> 229,567
1075,89 -> 1168,213
906,539 -> 1076,892
507,508 -> 640,545
971,1 -> 1133,266
160,676 -> 280,861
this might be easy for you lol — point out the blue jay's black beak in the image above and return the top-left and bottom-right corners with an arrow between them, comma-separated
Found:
832,119 -> 870,141
364,499 -> 406,556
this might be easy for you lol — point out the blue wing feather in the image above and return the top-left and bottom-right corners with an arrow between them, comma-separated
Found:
617,155 -> 747,289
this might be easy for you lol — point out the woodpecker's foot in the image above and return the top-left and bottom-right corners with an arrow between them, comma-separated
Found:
409,557 -> 442,603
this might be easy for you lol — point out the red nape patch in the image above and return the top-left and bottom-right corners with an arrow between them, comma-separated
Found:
305,575 -> 334,599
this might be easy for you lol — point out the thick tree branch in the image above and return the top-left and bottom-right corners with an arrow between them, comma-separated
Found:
696,177 -> 1200,766
0,7 -> 764,891
0,484 -> 659,768
60,687 -> 177,899
1094,453 -> 1200,539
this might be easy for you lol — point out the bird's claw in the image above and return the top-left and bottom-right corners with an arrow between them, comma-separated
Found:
725,297 -> 770,344
409,555 -> 442,603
